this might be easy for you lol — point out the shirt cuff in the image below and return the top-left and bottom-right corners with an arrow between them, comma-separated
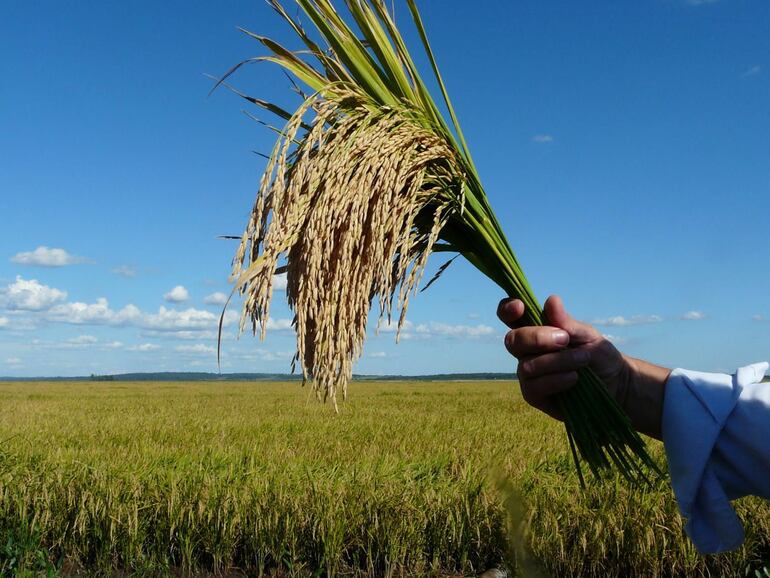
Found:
661,362 -> 769,554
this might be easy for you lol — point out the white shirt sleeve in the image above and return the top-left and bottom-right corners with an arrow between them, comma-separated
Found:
662,361 -> 770,554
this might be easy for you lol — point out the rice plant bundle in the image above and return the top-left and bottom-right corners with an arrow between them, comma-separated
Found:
219,0 -> 658,482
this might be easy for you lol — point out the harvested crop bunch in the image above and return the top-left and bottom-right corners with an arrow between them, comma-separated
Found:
233,91 -> 462,407
219,0 -> 659,483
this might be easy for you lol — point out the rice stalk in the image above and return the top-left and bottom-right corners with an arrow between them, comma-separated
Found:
230,88 -> 463,409
218,0 -> 659,482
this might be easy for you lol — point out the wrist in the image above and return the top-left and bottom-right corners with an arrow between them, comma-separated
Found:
620,355 -> 671,440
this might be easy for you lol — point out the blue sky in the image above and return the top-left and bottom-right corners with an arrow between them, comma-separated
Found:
1,0 -> 768,377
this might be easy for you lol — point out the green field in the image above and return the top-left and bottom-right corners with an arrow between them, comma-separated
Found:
0,380 -> 768,577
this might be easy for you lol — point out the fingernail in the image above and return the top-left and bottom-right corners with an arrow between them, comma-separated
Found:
552,331 -> 569,346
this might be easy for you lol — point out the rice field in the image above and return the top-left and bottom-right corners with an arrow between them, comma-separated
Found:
0,380 -> 768,577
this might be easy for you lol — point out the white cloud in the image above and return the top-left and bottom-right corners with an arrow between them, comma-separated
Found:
11,246 -> 89,267
25,337 -> 124,351
753,314 -> 766,322
142,307 -> 235,331
273,273 -> 288,291
47,299 -> 141,325
602,334 -> 628,345
175,343 -> 216,355
112,265 -> 136,278
378,319 -> 495,340
141,329 -> 219,340
164,285 -> 190,303
1,276 -> 67,311
204,292 -> 228,306
227,348 -> 294,363
368,351 -> 387,358
424,322 -> 495,338
266,317 -> 293,331
592,314 -> 662,327
467,313 -> 481,320
0,315 -> 37,331
4,357 -> 22,366
69,335 -> 98,345
680,310 -> 706,321
40,295 -> 243,334
532,134 -> 554,143
377,319 -> 413,333
0,316 -> 8,329
128,343 -> 160,352
742,65 -> 761,77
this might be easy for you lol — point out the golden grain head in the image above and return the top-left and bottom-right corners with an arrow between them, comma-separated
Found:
232,88 -> 464,407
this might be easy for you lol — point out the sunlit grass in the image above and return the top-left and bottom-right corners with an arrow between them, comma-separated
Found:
0,380 -> 768,576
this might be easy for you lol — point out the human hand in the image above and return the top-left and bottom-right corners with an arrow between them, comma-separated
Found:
497,295 -> 670,439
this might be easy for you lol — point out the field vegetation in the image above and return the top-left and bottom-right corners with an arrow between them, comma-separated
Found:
0,380 -> 768,577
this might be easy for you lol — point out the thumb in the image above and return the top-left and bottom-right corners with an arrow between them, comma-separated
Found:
543,295 -> 598,345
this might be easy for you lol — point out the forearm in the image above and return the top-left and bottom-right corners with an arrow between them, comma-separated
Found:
619,355 -> 671,440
